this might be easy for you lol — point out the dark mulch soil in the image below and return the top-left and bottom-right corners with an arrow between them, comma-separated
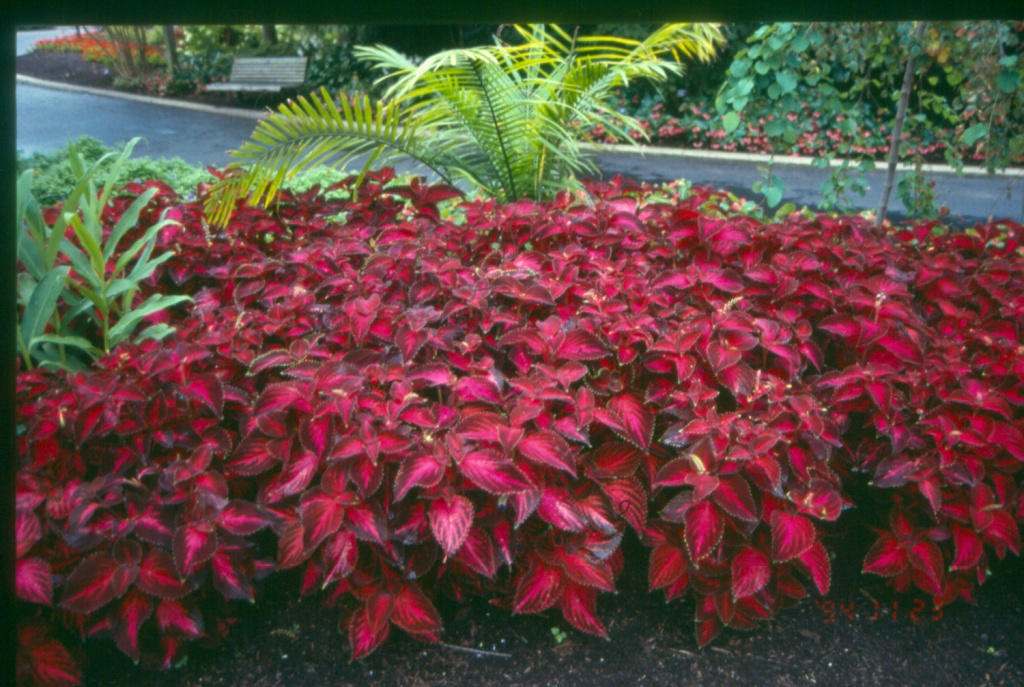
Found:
17,45 -> 1024,687
73,525 -> 1024,687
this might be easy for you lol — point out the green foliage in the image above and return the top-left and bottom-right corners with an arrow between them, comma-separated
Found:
16,136 -> 215,207
206,23 -> 724,225
16,138 -> 192,371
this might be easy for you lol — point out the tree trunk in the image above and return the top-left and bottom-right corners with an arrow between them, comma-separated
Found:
876,21 -> 927,228
162,25 -> 177,77
262,24 -> 278,46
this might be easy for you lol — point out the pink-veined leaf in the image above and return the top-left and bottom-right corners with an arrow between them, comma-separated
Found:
560,583 -> 607,638
391,583 -> 442,635
59,552 -> 127,614
458,449 -> 534,494
429,495 -> 474,558
393,452 -> 446,501
648,543 -> 688,591
685,501 -> 724,561
299,494 -> 346,551
172,524 -> 218,578
457,527 -> 500,579
731,547 -> 771,600
713,474 -> 759,522
556,329 -> 610,361
19,636 -> 83,687
155,599 -> 203,639
184,374 -> 224,417
218,500 -> 270,536
349,603 -> 391,660
595,394 -> 654,450
951,524 -> 983,570
321,529 -> 358,587
908,540 -> 944,595
538,487 -> 587,532
796,541 -> 831,595
695,616 -> 723,647
136,548 -> 192,600
513,562 -> 564,614
592,442 -> 641,478
113,589 -> 153,663
16,557 -> 53,606
862,534 -> 907,577
770,510 -> 815,563
211,548 -> 255,602
16,508 -> 43,558
517,430 -> 577,475
601,477 -> 647,533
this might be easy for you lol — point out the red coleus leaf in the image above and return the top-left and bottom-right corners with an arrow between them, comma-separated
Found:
429,495 -> 474,559
770,510 -> 816,563
113,589 -> 154,664
695,617 -> 724,648
16,557 -> 53,606
731,547 -> 771,600
211,548 -> 255,602
300,494 -> 347,551
517,430 -> 577,475
60,551 -> 134,614
592,442 -> 641,478
796,541 -> 831,595
18,634 -> 83,687
321,530 -> 359,587
597,394 -> 655,451
172,524 -> 218,578
136,548 -> 193,600
685,501 -> 724,561
981,510 -> 1021,556
601,477 -> 647,533
548,547 -> 616,592
649,543 -> 688,591
556,329 -> 611,361
560,583 -> 607,638
394,452 -> 446,501
457,527 -> 500,579
219,500 -> 270,536
908,540 -> 945,595
951,524 -> 984,571
458,449 -> 534,494
538,487 -> 588,532
16,508 -> 43,558
349,603 -> 391,660
713,474 -> 759,522
391,583 -> 442,636
184,374 -> 224,417
156,599 -> 204,639
513,562 -> 564,614
863,534 -> 908,577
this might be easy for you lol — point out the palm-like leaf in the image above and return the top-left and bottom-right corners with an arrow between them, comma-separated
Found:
206,24 -> 724,225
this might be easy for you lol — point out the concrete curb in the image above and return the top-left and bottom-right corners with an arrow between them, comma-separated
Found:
17,73 -> 1024,179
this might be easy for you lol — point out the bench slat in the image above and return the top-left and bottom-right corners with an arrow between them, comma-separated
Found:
207,56 -> 308,92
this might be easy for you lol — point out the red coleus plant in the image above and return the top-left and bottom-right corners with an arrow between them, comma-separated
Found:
16,170 -> 1024,686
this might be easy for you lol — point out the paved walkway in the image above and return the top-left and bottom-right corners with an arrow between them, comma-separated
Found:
16,28 -> 1024,223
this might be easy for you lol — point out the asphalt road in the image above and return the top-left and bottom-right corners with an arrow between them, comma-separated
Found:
15,28 -> 1024,223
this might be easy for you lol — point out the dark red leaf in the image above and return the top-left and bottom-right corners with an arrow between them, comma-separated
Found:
649,543 -> 688,591
136,548 -> 192,600
16,557 -> 53,606
560,583 -> 607,638
394,452 -> 446,501
538,487 -> 587,532
601,477 -> 647,533
349,603 -> 391,660
219,500 -> 270,536
685,501 -> 724,561
863,534 -> 907,577
429,495 -> 474,558
113,589 -> 154,663
513,563 -> 564,614
770,510 -> 816,563
211,549 -> 255,602
713,474 -> 759,522
156,599 -> 203,639
172,524 -> 218,577
796,541 -> 831,595
60,553 -> 122,614
517,430 -> 577,475
391,583 -> 442,635
731,547 -> 771,600
20,636 -> 83,687
459,450 -> 534,494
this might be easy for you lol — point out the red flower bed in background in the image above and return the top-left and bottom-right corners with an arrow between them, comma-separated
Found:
16,171 -> 1024,686
32,31 -> 164,67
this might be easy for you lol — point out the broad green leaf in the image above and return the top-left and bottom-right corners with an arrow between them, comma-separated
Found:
775,70 -> 798,94
722,111 -> 741,133
764,119 -> 788,138
106,294 -> 192,348
962,124 -> 987,147
996,70 -> 1020,94
31,334 -> 103,359
19,266 -> 70,348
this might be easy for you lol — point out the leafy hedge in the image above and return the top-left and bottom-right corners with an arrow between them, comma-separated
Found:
16,170 -> 1024,686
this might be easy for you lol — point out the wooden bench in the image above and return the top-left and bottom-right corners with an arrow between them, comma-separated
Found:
205,56 -> 308,93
